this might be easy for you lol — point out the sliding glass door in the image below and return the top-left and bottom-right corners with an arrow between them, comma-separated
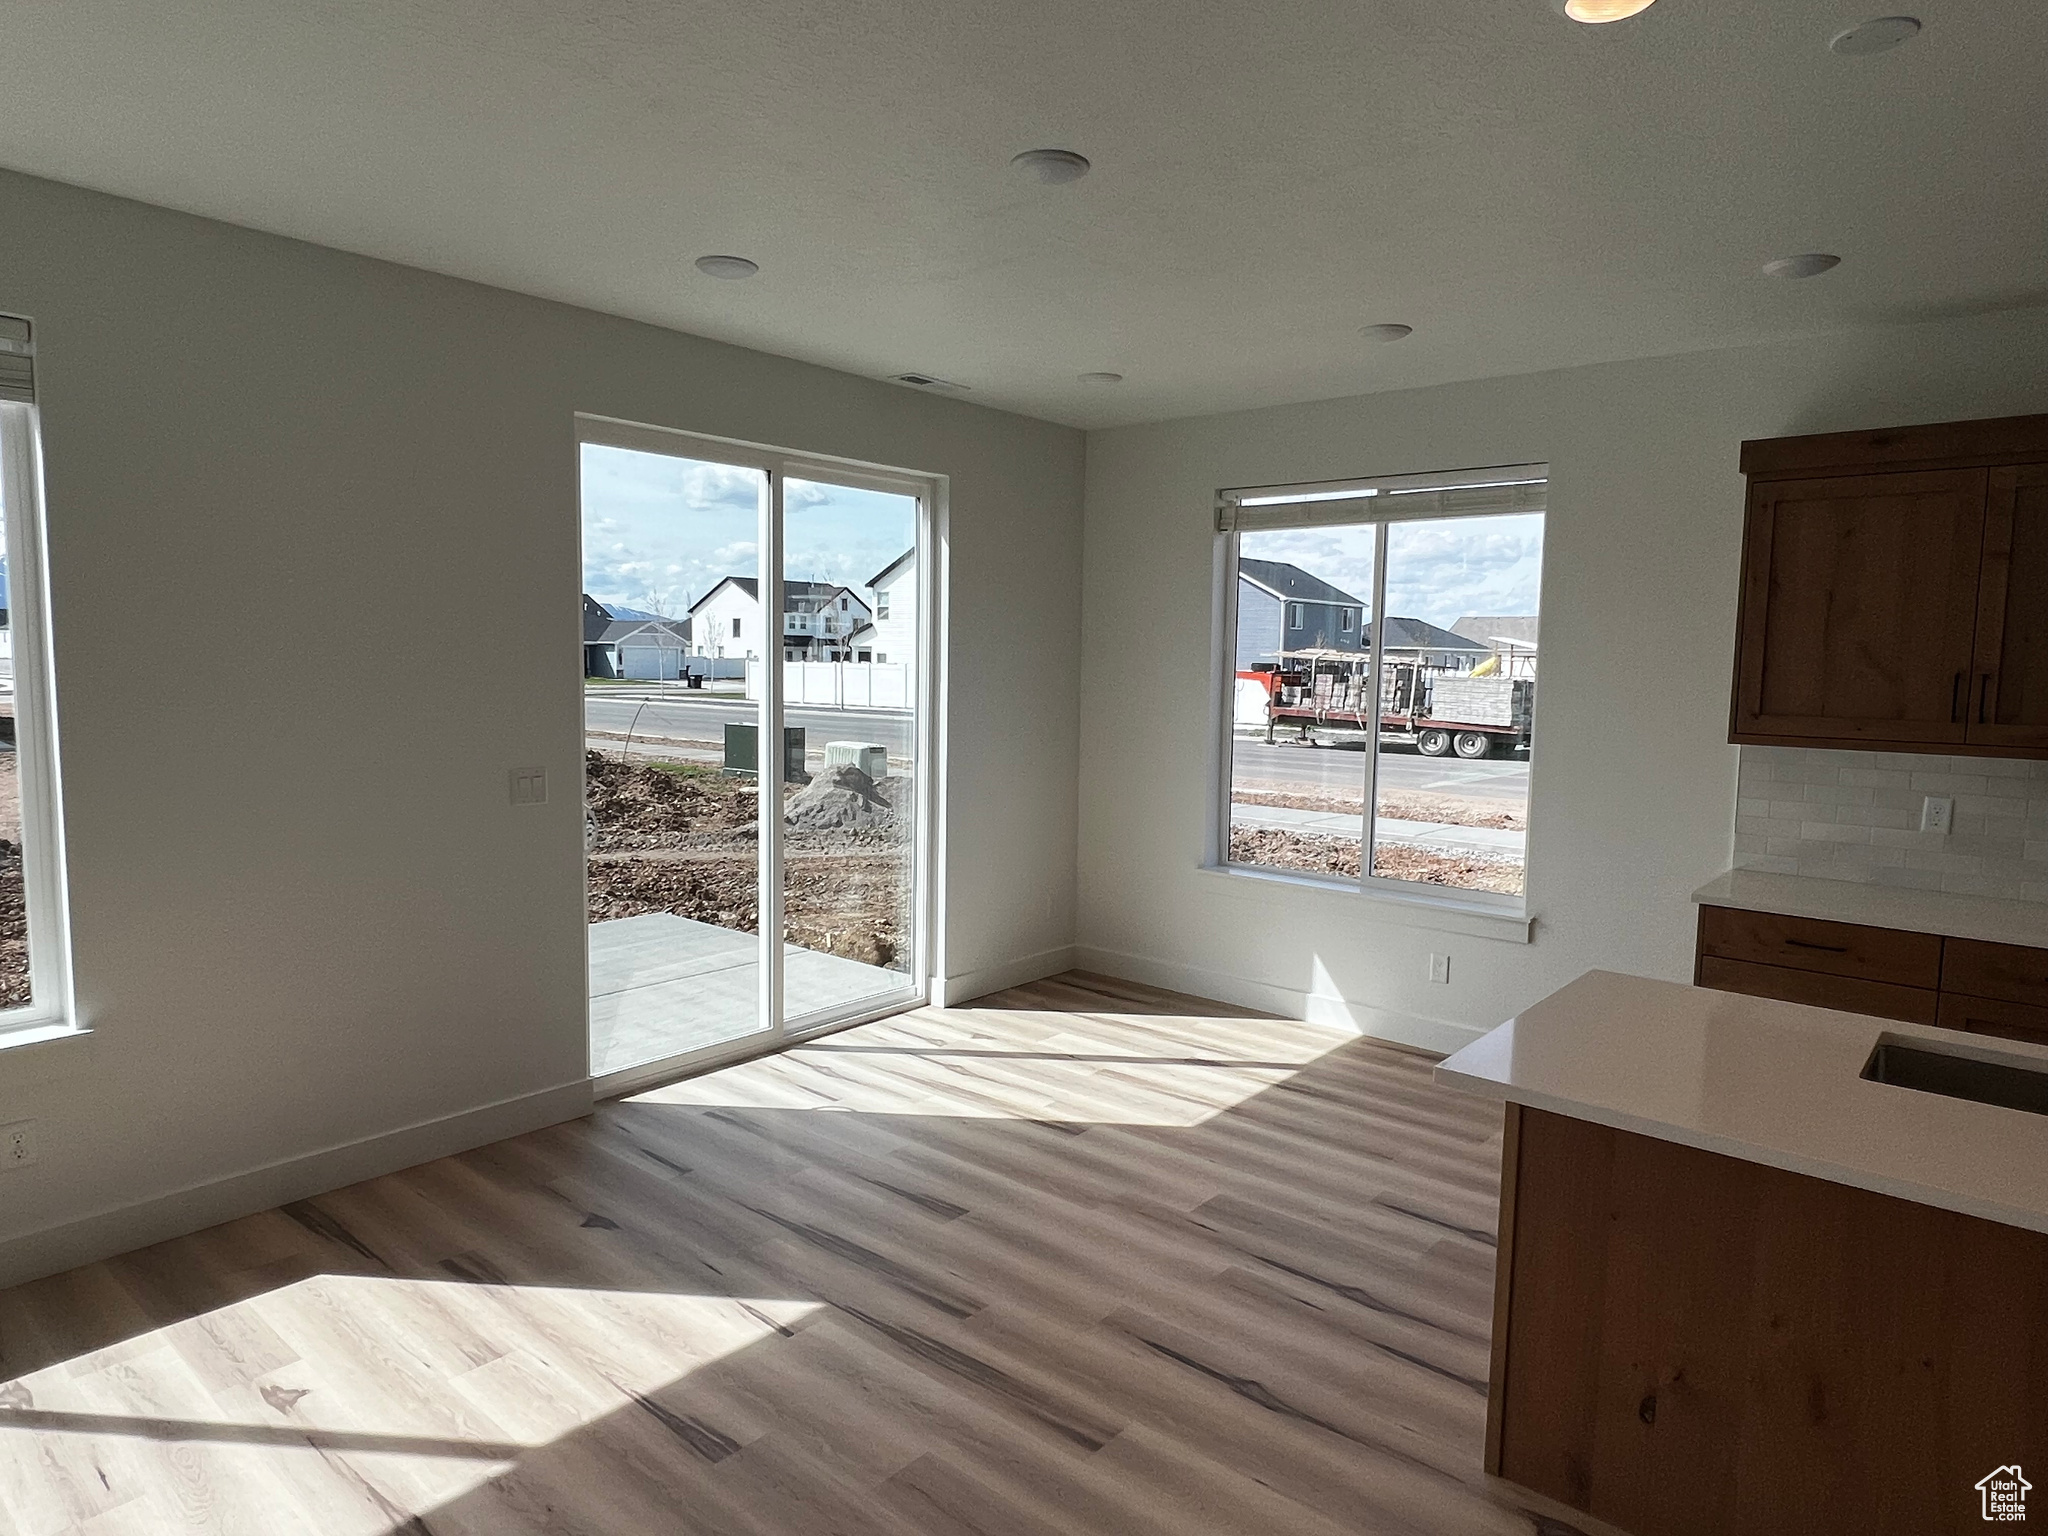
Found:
578,419 -> 932,1089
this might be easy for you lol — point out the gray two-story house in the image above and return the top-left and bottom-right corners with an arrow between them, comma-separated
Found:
1236,558 -> 1367,668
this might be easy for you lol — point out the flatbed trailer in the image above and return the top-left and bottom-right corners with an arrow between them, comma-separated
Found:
1238,649 -> 1532,758
1261,704 -> 1524,758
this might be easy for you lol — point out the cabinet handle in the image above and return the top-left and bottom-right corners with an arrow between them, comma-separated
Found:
1952,672 -> 1964,723
1785,938 -> 1849,953
1978,672 -> 1995,725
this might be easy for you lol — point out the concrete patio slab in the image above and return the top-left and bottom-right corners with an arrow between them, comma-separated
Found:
589,912 -> 911,1079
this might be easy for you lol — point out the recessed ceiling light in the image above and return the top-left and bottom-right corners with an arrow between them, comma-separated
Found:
1011,149 -> 1091,185
694,254 -> 759,279
1762,253 -> 1842,279
1360,323 -> 1414,343
1552,0 -> 1659,22
1078,371 -> 1123,384
1829,16 -> 1921,55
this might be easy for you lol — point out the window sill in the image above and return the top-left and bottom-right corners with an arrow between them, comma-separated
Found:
0,1019 -> 95,1085
1199,862 -> 1534,944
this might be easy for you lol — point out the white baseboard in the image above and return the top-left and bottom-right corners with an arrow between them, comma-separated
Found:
0,1077 -> 594,1290
943,945 -> 1078,1006
1072,944 -> 1485,1058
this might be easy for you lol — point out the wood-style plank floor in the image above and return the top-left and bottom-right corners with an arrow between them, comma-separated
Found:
0,971 -> 1551,1536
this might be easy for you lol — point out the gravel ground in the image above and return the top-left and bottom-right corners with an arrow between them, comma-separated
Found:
1227,825 -> 1524,897
0,752 -> 25,1008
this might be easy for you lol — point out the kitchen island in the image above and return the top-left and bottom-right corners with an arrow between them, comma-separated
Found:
1437,970 -> 2048,1536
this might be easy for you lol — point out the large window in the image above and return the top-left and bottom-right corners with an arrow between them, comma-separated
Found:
1217,464 -> 1545,905
578,417 -> 933,1089
0,315 -> 68,1038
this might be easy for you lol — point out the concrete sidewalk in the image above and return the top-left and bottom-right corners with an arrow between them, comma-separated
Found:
1230,801 -> 1525,860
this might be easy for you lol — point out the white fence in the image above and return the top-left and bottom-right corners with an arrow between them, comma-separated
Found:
746,660 -> 913,709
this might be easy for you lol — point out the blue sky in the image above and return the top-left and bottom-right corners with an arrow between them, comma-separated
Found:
1242,512 -> 1544,629
580,444 -> 916,615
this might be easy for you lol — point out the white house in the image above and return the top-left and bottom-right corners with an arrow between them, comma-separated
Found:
855,548 -> 917,664
686,576 -> 873,662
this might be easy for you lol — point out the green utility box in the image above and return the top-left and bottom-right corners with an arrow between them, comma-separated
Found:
723,723 -> 807,782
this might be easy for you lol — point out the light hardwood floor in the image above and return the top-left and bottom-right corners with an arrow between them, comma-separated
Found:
0,971 -> 1550,1536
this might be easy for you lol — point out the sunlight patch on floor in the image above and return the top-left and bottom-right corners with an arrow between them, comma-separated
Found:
0,1275 -> 820,1536
628,1004 -> 1349,1126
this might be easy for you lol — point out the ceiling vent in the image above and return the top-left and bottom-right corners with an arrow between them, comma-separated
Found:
891,373 -> 969,392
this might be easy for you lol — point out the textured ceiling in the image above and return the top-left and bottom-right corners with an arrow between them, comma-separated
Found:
0,0 -> 2040,428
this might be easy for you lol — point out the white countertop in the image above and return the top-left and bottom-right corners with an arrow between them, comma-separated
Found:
1435,969 -> 2048,1235
1693,868 -> 2048,949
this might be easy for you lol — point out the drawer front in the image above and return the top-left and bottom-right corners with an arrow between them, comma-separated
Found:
1938,992 -> 2048,1047
1697,906 -> 1943,989
1696,955 -> 1939,1025
1942,938 -> 2048,1009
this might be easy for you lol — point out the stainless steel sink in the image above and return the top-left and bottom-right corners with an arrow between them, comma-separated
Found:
1862,1036 -> 2048,1117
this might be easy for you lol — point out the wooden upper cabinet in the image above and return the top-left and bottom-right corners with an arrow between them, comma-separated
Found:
1732,469 -> 1986,745
1969,465 -> 2048,750
1731,414 -> 2048,757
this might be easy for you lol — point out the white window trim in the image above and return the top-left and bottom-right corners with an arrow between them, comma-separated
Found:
1208,463 -> 1545,927
0,400 -> 74,1046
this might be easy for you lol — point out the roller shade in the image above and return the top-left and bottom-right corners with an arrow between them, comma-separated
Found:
0,316 -> 32,404
1218,462 -> 1546,532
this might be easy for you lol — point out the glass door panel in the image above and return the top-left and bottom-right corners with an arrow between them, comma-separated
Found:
581,441 -> 771,1077
779,476 -> 922,1027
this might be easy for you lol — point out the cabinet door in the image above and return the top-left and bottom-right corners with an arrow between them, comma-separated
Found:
1966,464 -> 2048,750
1732,469 -> 1987,745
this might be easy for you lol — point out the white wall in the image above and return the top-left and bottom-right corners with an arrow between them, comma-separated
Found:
1077,305 -> 2048,1053
0,167 -> 1083,1286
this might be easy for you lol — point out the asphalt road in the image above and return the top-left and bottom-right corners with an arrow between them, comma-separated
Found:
586,686 -> 1531,800
585,690 -> 915,759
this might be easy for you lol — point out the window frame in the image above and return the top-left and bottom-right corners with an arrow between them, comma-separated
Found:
0,400 -> 73,1042
1210,463 -> 1545,922
575,413 -> 945,1093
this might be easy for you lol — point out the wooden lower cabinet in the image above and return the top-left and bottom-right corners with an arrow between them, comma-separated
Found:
1695,954 -> 1937,1024
1488,1106 -> 2048,1536
1936,992 -> 2048,1047
1697,905 -> 2048,1042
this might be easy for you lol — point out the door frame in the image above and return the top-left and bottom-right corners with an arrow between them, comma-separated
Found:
577,414 -> 945,1096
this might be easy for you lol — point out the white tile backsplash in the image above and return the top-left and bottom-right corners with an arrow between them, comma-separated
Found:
1734,746 -> 2048,903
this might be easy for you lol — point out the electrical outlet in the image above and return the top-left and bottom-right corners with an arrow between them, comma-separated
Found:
2,1121 -> 36,1169
1920,795 -> 1954,835
509,766 -> 548,806
1428,953 -> 1451,985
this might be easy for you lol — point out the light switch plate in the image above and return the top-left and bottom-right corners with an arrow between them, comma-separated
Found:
510,767 -> 548,806
1920,795 -> 1954,835
1428,953 -> 1451,985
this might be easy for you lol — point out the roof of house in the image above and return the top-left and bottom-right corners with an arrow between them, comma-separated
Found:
584,592 -> 674,642
688,577 -> 854,614
598,616 -> 691,647
1371,616 -> 1493,653
866,548 -> 915,590
1238,558 -> 1366,609
1451,614 -> 1539,648
845,621 -> 878,644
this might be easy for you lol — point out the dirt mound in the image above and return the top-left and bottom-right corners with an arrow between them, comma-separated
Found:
585,750 -> 755,851
784,763 -> 897,833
